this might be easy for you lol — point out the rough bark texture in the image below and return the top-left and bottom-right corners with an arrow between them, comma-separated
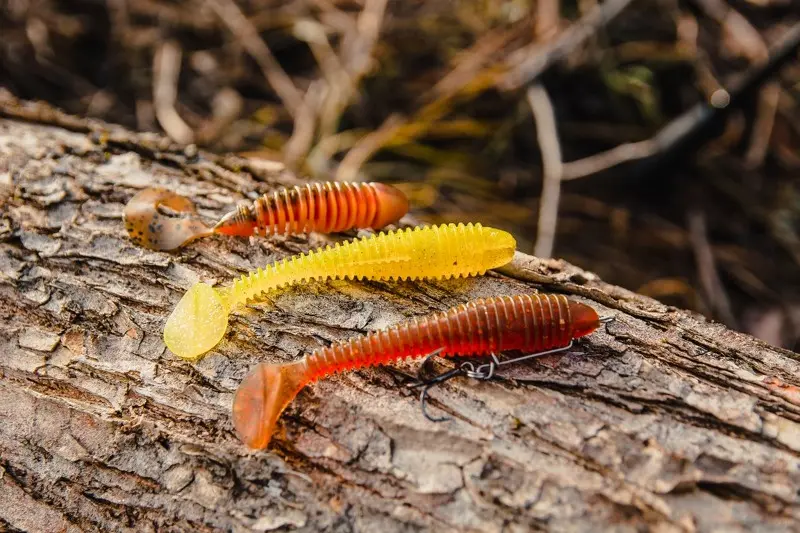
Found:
2,90 -> 800,533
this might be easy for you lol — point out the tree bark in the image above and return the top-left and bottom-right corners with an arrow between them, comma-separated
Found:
2,90 -> 800,532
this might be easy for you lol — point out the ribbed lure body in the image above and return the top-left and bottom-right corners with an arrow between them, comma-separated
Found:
302,293 -> 599,380
214,181 -> 409,237
163,223 -> 517,360
226,223 -> 516,308
232,294 -> 602,449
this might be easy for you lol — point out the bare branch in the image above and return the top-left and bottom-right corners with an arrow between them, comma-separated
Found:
334,114 -> 403,182
340,0 -> 389,78
152,40 -> 194,144
503,0 -> 637,90
284,81 -> 324,171
207,0 -> 304,118
687,209 -> 738,328
527,83 -> 563,258
562,140 -> 656,180
693,0 -> 777,168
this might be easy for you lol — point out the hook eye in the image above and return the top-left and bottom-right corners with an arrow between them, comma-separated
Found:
123,188 -> 212,251
463,362 -> 495,380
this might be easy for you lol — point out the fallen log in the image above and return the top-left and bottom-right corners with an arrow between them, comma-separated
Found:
1,90 -> 799,532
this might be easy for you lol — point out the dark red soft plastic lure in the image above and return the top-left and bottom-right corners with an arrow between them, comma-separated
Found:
232,293 -> 603,450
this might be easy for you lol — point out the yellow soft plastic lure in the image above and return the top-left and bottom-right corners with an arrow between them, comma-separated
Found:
163,223 -> 516,360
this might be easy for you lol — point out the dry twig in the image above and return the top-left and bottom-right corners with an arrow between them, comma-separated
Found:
527,83 -> 563,258
153,41 -> 194,144
284,81 -> 324,170
335,114 -> 404,182
340,0 -> 389,78
560,21 -> 800,180
687,209 -> 738,328
562,140 -> 657,180
288,0 -> 388,171
692,0 -> 778,168
207,0 -> 304,117
502,0 -> 637,90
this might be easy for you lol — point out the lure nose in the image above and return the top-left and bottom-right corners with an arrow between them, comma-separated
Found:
568,300 -> 601,338
232,362 -> 308,449
370,182 -> 410,228
482,228 -> 517,268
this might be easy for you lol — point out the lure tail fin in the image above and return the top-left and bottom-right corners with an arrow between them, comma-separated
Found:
124,188 -> 212,251
232,361 -> 309,449
163,283 -> 231,360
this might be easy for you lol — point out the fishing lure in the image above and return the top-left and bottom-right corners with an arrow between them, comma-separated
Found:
163,223 -> 517,361
232,293 -> 605,450
123,181 -> 409,251
214,181 -> 409,237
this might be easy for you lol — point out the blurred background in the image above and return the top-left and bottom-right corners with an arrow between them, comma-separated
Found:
1,0 -> 799,349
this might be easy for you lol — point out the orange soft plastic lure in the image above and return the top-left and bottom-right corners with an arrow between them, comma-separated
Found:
123,181 -> 409,251
232,293 -> 603,449
214,181 -> 408,237
163,223 -> 517,361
